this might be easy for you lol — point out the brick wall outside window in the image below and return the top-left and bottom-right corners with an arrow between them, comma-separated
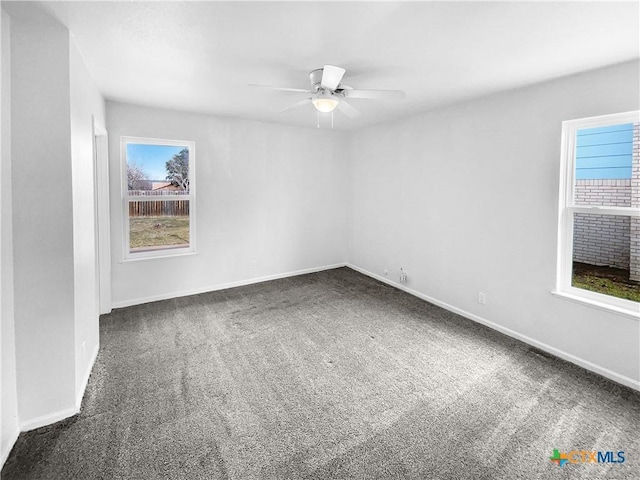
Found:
572,123 -> 639,280
631,123 -> 640,281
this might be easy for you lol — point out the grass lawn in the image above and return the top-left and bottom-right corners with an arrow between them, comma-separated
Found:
572,262 -> 640,303
130,216 -> 189,250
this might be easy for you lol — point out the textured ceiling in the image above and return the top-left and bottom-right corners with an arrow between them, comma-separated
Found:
28,1 -> 640,130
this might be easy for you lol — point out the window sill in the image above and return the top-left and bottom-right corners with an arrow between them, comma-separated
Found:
551,290 -> 639,320
120,250 -> 198,263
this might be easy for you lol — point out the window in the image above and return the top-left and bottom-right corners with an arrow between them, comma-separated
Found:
121,137 -> 195,260
556,111 -> 639,316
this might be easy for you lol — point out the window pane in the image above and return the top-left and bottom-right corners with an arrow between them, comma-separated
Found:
572,213 -> 639,302
127,143 -> 190,194
574,123 -> 632,207
129,200 -> 190,252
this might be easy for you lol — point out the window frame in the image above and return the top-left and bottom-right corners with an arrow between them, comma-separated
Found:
121,136 -> 196,261
555,111 -> 639,318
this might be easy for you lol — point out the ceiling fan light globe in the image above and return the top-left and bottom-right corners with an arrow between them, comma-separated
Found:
312,98 -> 339,113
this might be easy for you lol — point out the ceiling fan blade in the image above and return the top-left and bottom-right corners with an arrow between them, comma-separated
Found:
321,65 -> 346,91
280,98 -> 312,113
337,100 -> 361,118
249,84 -> 311,93
343,89 -> 405,99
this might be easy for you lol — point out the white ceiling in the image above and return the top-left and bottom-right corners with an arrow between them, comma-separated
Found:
33,1 -> 640,130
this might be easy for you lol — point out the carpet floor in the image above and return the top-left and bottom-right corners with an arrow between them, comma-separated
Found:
2,267 -> 639,479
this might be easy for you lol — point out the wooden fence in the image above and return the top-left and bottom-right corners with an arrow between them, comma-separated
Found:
128,191 -> 189,217
128,190 -> 188,196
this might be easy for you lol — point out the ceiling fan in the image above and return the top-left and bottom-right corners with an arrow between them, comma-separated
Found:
250,65 -> 405,120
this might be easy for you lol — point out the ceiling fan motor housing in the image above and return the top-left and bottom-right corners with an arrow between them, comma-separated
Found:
309,68 -> 324,92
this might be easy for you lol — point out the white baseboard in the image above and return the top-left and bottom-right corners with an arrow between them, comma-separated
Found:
3,343 -> 100,467
19,405 -> 79,433
76,343 -> 100,409
13,341 -> 99,443
347,263 -> 640,392
111,263 -> 347,309
1,427 -> 20,468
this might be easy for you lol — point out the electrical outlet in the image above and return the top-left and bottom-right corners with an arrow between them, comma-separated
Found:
478,292 -> 487,305
249,259 -> 257,270
399,268 -> 408,284
384,269 -> 388,276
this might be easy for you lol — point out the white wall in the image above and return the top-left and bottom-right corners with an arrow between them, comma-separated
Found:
349,60 -> 640,388
69,36 -> 105,404
1,9 -> 19,466
107,102 -> 349,307
0,5 -> 106,466
9,5 -> 76,426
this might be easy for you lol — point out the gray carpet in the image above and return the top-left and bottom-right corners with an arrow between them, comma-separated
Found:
2,267 -> 639,479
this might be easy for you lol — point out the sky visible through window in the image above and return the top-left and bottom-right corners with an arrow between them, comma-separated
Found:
127,144 -> 186,181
